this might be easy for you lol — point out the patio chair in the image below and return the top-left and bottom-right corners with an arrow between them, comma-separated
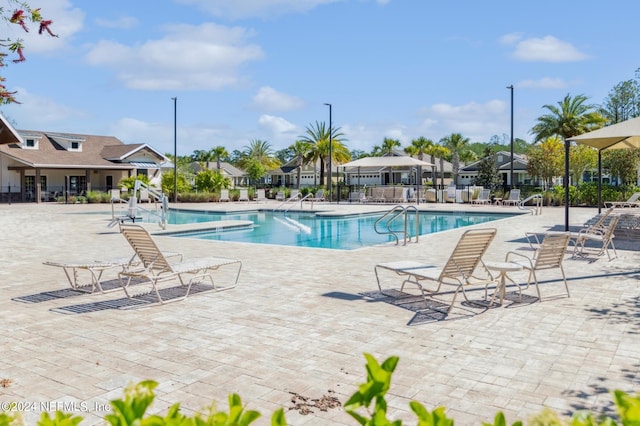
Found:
371,188 -> 386,203
349,191 -> 366,203
219,189 -> 230,202
309,189 -> 325,201
604,192 -> 640,208
504,232 -> 571,301
374,228 -> 498,314
238,189 -> 250,201
445,185 -> 457,203
275,191 -> 285,201
118,224 -> 242,303
289,189 -> 300,200
503,189 -> 521,206
573,214 -> 619,261
471,189 -> 491,205
255,189 -> 266,202
525,207 -> 615,251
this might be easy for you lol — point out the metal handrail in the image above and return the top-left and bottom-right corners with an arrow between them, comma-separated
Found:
518,194 -> 543,215
273,192 -> 306,212
374,205 -> 420,246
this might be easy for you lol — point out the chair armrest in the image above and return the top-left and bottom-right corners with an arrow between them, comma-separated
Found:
524,232 -> 542,250
505,251 -> 534,269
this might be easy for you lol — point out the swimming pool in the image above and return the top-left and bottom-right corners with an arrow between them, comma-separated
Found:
158,209 -> 516,250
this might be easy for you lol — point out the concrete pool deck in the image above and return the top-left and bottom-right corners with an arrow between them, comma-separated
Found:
1,201 -> 639,425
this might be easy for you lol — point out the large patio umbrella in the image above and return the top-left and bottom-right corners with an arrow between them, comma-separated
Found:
341,156 -> 435,203
565,116 -> 640,228
341,156 -> 435,168
569,116 -> 640,150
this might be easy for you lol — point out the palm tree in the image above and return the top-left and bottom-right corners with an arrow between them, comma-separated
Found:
423,143 -> 440,185
289,140 -> 313,189
191,149 -> 215,170
440,133 -> 470,186
374,137 -> 401,156
530,94 -> 606,219
409,136 -> 433,161
530,93 -> 606,142
237,139 -> 281,185
404,146 -> 418,157
209,146 -> 228,170
432,145 -> 450,189
299,121 -> 347,188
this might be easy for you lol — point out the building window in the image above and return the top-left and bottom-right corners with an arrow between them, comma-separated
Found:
24,139 -> 37,149
70,141 -> 79,150
69,176 -> 87,194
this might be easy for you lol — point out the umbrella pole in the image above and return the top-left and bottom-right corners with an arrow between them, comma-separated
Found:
564,140 -> 570,231
597,150 -> 602,213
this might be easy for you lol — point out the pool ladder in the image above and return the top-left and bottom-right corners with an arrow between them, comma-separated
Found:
273,193 -> 314,212
374,205 -> 420,246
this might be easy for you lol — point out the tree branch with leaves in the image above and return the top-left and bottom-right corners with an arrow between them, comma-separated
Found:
1,1 -> 57,104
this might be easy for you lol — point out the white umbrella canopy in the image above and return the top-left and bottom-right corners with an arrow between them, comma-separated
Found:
568,116 -> 640,149
341,156 -> 434,168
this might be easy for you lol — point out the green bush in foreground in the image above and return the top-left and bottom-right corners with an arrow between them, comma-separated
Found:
1,354 -> 638,425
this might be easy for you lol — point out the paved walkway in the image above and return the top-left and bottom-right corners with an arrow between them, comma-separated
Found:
0,202 -> 638,425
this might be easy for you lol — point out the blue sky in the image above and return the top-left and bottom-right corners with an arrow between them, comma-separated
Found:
2,0 -> 639,157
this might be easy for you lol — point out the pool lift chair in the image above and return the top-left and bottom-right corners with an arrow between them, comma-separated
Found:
108,180 -> 169,229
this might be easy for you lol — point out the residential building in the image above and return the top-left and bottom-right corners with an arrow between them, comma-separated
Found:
458,151 -> 539,188
0,114 -> 167,203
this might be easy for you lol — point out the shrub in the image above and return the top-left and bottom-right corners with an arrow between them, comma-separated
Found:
4,354 -> 640,425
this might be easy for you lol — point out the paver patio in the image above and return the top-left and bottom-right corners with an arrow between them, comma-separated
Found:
0,202 -> 638,425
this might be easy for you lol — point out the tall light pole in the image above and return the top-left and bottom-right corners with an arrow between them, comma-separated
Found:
172,97 -> 178,203
324,103 -> 332,202
506,85 -> 514,190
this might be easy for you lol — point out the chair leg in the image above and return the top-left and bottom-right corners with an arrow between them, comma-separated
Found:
529,270 -> 542,301
560,265 -> 570,298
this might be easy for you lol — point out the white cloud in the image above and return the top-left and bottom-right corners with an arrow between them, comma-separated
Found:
417,100 -> 508,143
84,23 -> 264,90
3,87 -> 87,129
512,35 -> 589,62
498,32 -> 523,45
174,0 -> 340,19
518,77 -> 569,89
95,16 -> 139,29
252,86 -> 304,112
258,114 -> 298,135
11,0 -> 84,54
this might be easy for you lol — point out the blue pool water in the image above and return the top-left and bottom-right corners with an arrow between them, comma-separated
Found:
158,209 -> 515,250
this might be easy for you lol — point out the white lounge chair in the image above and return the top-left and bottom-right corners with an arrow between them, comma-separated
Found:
118,224 -> 242,303
374,228 -> 498,314
219,189 -> 230,202
238,189 -> 250,202
503,189 -> 521,206
309,189 -> 325,202
275,191 -> 285,201
254,189 -> 266,202
445,185 -> 457,203
471,189 -> 491,205
604,192 -> 640,208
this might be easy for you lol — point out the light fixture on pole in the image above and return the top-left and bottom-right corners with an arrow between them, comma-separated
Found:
172,97 -> 178,203
506,85 -> 514,191
324,103 -> 332,202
